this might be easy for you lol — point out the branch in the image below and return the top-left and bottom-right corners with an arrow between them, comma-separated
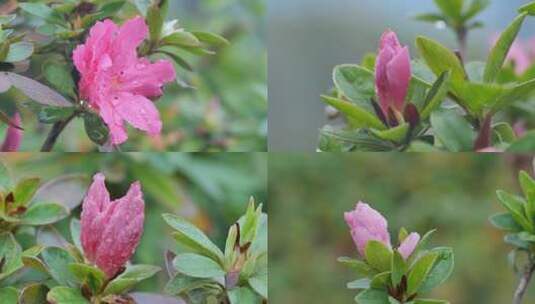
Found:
40,112 -> 78,152
513,260 -> 535,304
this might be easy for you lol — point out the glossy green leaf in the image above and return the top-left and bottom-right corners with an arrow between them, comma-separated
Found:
416,36 -> 466,92
19,283 -> 49,304
227,287 -> 258,304
490,213 -> 523,231
433,0 -> 463,20
173,253 -> 225,279
43,62 -> 76,98
19,3 -> 65,25
162,213 -> 224,262
0,72 -> 71,107
354,288 -> 390,304
164,274 -> 215,296
507,131 -> 535,152
41,247 -> 77,286
46,287 -> 89,304
321,96 -> 385,130
4,42 -> 33,63
420,71 -> 451,119
13,177 -> 40,207
414,300 -> 450,304
347,278 -> 371,290
103,264 -> 161,295
419,247 -> 454,292
161,32 -> 201,48
407,252 -> 439,295
0,287 -> 18,304
519,1 -> 535,15
192,31 -> 230,47
391,250 -> 407,287
371,123 -> 409,143
68,263 -> 106,294
365,240 -> 393,272
337,256 -> 373,276
493,122 -> 516,144
332,64 -> 376,110
484,13 -> 527,83
83,112 -> 109,146
38,107 -> 75,124
496,190 -> 532,232
0,232 -> 23,281
430,109 -> 475,152
20,203 -> 69,225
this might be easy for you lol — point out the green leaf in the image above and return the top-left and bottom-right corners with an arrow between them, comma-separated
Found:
347,278 -> 371,289
227,287 -> 258,304
18,3 -> 65,25
519,1 -> 535,15
496,190 -> 533,232
41,247 -> 77,287
321,96 -> 386,130
83,112 -> 109,146
420,71 -> 451,119
239,198 -> 261,245
318,126 -> 394,152
46,287 -> 89,304
248,269 -> 267,299
493,122 -> 517,144
161,32 -> 201,48
38,107 -> 75,124
19,283 -> 49,304
13,177 -> 40,207
430,109 -> 475,152
103,264 -> 161,295
337,256 -> 373,276
0,287 -> 18,304
505,233 -> 531,249
0,72 -> 71,107
483,13 -> 527,83
164,273 -> 215,295
414,13 -> 445,23
43,62 -> 76,98
464,0 -> 490,21
407,251 -> 439,295
354,288 -> 390,304
173,253 -> 225,278
4,42 -> 33,63
19,203 -> 69,225
0,162 -> 11,191
415,36 -> 466,92
365,240 -> 393,272
371,123 -> 409,143
332,64 -> 376,111
162,213 -> 224,263
419,247 -> 454,292
34,174 -> 88,211
391,250 -> 407,287
146,1 -> 165,43
508,131 -> 535,152
70,218 -> 82,252
68,263 -> 106,294
0,232 -> 23,281
519,171 -> 535,207
493,78 -> 535,112
157,48 -> 193,71
370,271 -> 391,289
489,213 -> 523,231
192,31 -> 230,47
433,0 -> 463,20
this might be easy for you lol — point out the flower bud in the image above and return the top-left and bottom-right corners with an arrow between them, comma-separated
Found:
398,232 -> 420,260
80,173 -> 145,278
375,30 -> 411,117
344,201 -> 391,256
1,113 -> 22,152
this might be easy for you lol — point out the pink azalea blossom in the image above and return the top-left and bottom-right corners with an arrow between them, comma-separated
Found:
375,30 -> 412,117
80,173 -> 145,278
1,112 -> 22,152
345,201 -> 419,260
73,17 -> 176,145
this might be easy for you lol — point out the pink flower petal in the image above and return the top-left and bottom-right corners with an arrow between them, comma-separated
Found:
397,232 -> 420,260
113,92 -> 162,136
1,113 -> 22,152
345,201 -> 391,256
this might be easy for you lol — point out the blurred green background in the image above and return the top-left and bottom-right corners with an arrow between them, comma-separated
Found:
268,0 -> 535,151
0,0 -> 266,152
269,153 -> 535,303
0,152 -> 267,291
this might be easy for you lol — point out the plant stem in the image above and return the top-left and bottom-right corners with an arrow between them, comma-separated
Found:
513,260 -> 535,304
40,112 -> 78,152
456,26 -> 468,62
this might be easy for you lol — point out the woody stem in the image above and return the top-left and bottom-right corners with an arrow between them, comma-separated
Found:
40,111 -> 78,152
456,26 -> 468,62
513,258 -> 535,304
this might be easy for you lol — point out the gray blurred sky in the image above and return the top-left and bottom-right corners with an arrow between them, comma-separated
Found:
268,0 -> 535,151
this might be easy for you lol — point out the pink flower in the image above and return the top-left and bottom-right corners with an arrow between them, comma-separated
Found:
345,201 -> 419,260
1,112 -> 22,152
73,17 -> 176,145
398,232 -> 420,260
375,30 -> 411,117
80,173 -> 145,278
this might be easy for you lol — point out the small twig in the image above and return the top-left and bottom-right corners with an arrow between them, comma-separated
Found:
456,26 -> 468,62
513,259 -> 535,304
40,111 -> 78,152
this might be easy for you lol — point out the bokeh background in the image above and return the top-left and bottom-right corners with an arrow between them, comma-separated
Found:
269,153 -> 535,303
0,0 -> 266,152
0,152 -> 267,292
268,0 -> 535,151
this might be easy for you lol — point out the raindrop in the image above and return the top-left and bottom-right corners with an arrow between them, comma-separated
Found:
435,21 -> 447,30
